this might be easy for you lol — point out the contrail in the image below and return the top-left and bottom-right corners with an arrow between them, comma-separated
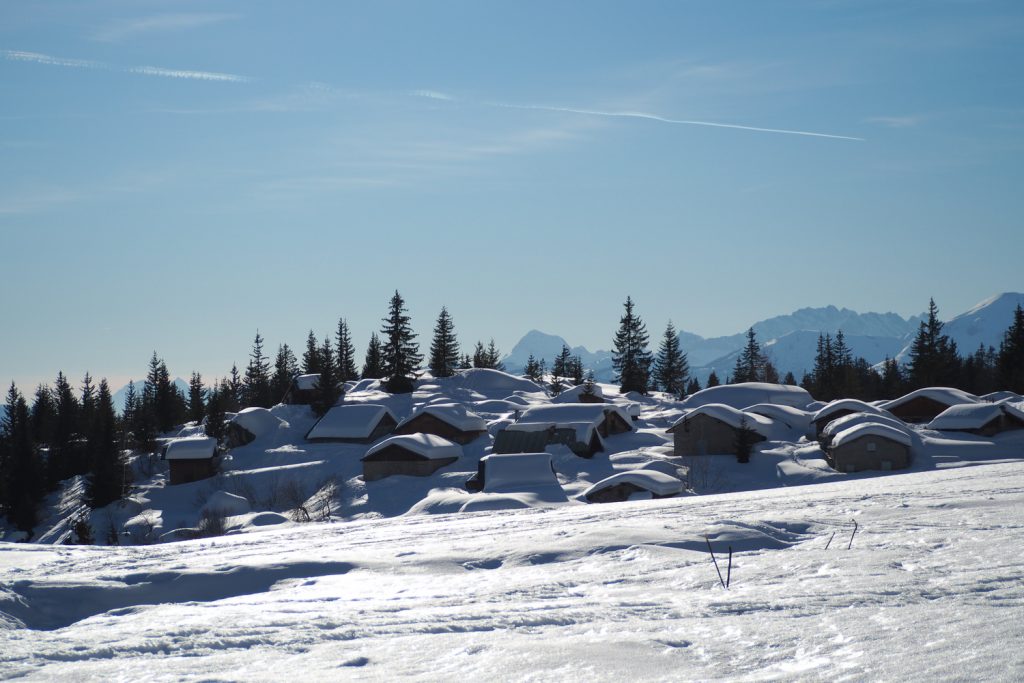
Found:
3,49 -> 250,83
491,102 -> 864,141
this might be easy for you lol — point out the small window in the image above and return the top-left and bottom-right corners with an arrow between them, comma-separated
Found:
866,441 -> 877,452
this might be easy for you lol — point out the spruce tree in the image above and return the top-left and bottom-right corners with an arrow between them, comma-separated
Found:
653,321 -> 689,398
486,339 -> 505,372
302,330 -> 321,375
686,377 -> 702,395
362,333 -> 385,379
552,345 -> 572,378
1,384 -> 43,532
312,337 -> 343,416
611,297 -> 653,394
880,357 -> 903,399
907,298 -> 960,389
997,304 -> 1024,393
225,363 -> 243,413
380,291 -> 422,393
706,371 -> 721,388
428,307 -> 460,378
733,416 -> 758,464
88,379 -> 125,509
30,384 -> 56,446
50,371 -> 79,486
204,382 -> 227,443
188,372 -> 206,424
732,328 -> 762,384
243,331 -> 273,408
271,343 -> 300,402
460,354 -> 473,370
524,354 -> 542,382
336,318 -> 360,382
783,371 -> 798,386
472,341 -> 487,368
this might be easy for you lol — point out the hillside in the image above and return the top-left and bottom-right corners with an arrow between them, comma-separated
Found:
2,459 -> 1023,679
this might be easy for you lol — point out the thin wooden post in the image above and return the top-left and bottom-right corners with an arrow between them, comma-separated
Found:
726,546 -> 733,588
705,536 -> 726,589
824,531 -> 835,550
848,520 -> 858,550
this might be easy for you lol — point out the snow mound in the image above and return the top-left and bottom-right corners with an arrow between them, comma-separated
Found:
230,407 -> 288,437
669,404 -> 778,438
821,411 -> 912,439
811,399 -> 888,424
364,434 -> 462,461
927,402 -> 1022,430
744,403 -> 813,432
882,387 -> 980,412
583,470 -> 684,499
449,369 -> 545,397
831,422 -> 914,448
552,384 -> 604,403
163,437 -> 217,460
202,491 -> 251,517
680,382 -> 813,411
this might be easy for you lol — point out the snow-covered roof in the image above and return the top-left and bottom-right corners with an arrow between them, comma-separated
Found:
927,402 -> 1022,431
517,403 -> 632,428
982,391 -> 1024,403
669,403 -> 776,438
400,403 -> 486,432
551,383 -> 604,403
306,404 -> 396,440
881,387 -> 981,412
821,411 -> 911,438
294,373 -> 320,391
480,452 -> 560,493
451,368 -> 545,397
164,436 -> 217,461
743,403 -> 812,430
583,470 -> 684,499
679,382 -> 813,411
831,422 -> 913,449
363,434 -> 463,461
812,399 -> 887,424
230,407 -> 286,437
505,420 -> 604,446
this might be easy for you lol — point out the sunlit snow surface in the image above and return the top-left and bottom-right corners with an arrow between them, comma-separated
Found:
3,461 -> 1024,681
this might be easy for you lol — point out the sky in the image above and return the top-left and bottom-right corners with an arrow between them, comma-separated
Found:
2,0 -> 1023,392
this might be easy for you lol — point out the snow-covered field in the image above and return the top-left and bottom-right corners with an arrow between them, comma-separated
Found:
3,459 -> 1024,681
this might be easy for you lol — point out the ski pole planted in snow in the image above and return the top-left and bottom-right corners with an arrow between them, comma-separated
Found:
726,546 -> 733,588
848,520 -> 858,550
705,535 -> 726,589
825,531 -> 836,550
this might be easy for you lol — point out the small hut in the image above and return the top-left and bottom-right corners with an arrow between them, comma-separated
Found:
394,403 -> 487,444
827,422 -> 912,472
225,407 -> 286,448
361,434 -> 462,481
492,403 -> 633,458
926,402 -> 1024,436
282,373 -> 320,405
881,387 -> 980,424
819,411 -> 912,449
811,399 -> 890,438
582,470 -> 683,504
466,452 -> 560,493
666,404 -> 774,457
305,404 -> 398,443
163,437 -> 218,485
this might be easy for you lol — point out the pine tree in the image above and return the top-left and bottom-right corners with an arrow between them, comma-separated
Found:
611,297 -> 653,394
49,371 -> 80,486
486,339 -> 505,372
459,354 -> 473,370
686,378 -> 702,395
30,384 -> 56,446
1,383 -> 43,532
311,337 -> 343,416
428,307 -> 461,378
88,379 -> 126,508
302,330 -> 321,375
188,372 -> 206,424
380,291 -> 422,393
523,354 -> 543,382
783,371 -> 798,386
336,318 -> 360,382
552,345 -> 573,378
880,357 -> 903,400
997,304 -> 1024,393
907,298 -> 956,389
472,341 -> 487,368
270,343 -> 299,403
653,321 -> 689,399
732,328 -> 762,384
204,382 -> 227,443
706,371 -> 721,388
733,415 -> 758,464
224,363 -> 243,413
362,333 -> 385,379
243,331 -> 273,408
121,381 -> 140,448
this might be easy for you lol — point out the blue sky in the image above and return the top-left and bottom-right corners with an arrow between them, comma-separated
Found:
2,1 -> 1022,391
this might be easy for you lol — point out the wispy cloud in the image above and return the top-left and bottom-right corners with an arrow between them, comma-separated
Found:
411,89 -> 455,101
2,49 -> 250,83
490,102 -> 864,141
92,13 -> 238,42
866,115 -> 920,128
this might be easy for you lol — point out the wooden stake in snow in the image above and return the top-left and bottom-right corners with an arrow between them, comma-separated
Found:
705,535 -> 726,589
848,520 -> 858,550
726,546 -> 733,588
825,531 -> 836,550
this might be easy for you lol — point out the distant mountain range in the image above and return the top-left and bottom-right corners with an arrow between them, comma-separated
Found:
501,293 -> 1023,384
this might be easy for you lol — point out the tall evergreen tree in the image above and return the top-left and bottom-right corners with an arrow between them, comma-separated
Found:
552,345 -> 573,378
188,372 -> 206,424
472,341 -> 487,368
30,384 -> 56,446
336,318 -> 360,382
49,371 -> 80,486
88,379 -> 125,509
685,377 -> 702,395
380,290 -> 422,393
428,307 -> 461,378
122,381 -> 140,448
302,330 -> 321,375
523,354 -> 543,383
311,337 -> 343,416
204,382 -> 227,444
224,363 -> 243,413
611,297 -> 653,394
243,331 -> 273,408
1,384 -> 42,532
362,333 -> 385,379
880,357 -> 904,399
907,298 -> 960,389
783,371 -> 798,386
486,339 -> 505,372
731,328 -> 763,384
569,356 -> 584,385
270,343 -> 300,402
997,304 -> 1024,393
459,354 -> 473,370
653,321 -> 689,398
706,371 -> 721,388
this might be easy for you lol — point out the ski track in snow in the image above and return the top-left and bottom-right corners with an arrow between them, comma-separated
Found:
2,461 -> 1024,681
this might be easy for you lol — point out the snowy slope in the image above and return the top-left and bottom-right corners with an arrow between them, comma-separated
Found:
2,460 -> 1024,680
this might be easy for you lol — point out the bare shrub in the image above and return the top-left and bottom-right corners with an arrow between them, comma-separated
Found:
681,456 -> 727,492
194,509 -> 227,538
